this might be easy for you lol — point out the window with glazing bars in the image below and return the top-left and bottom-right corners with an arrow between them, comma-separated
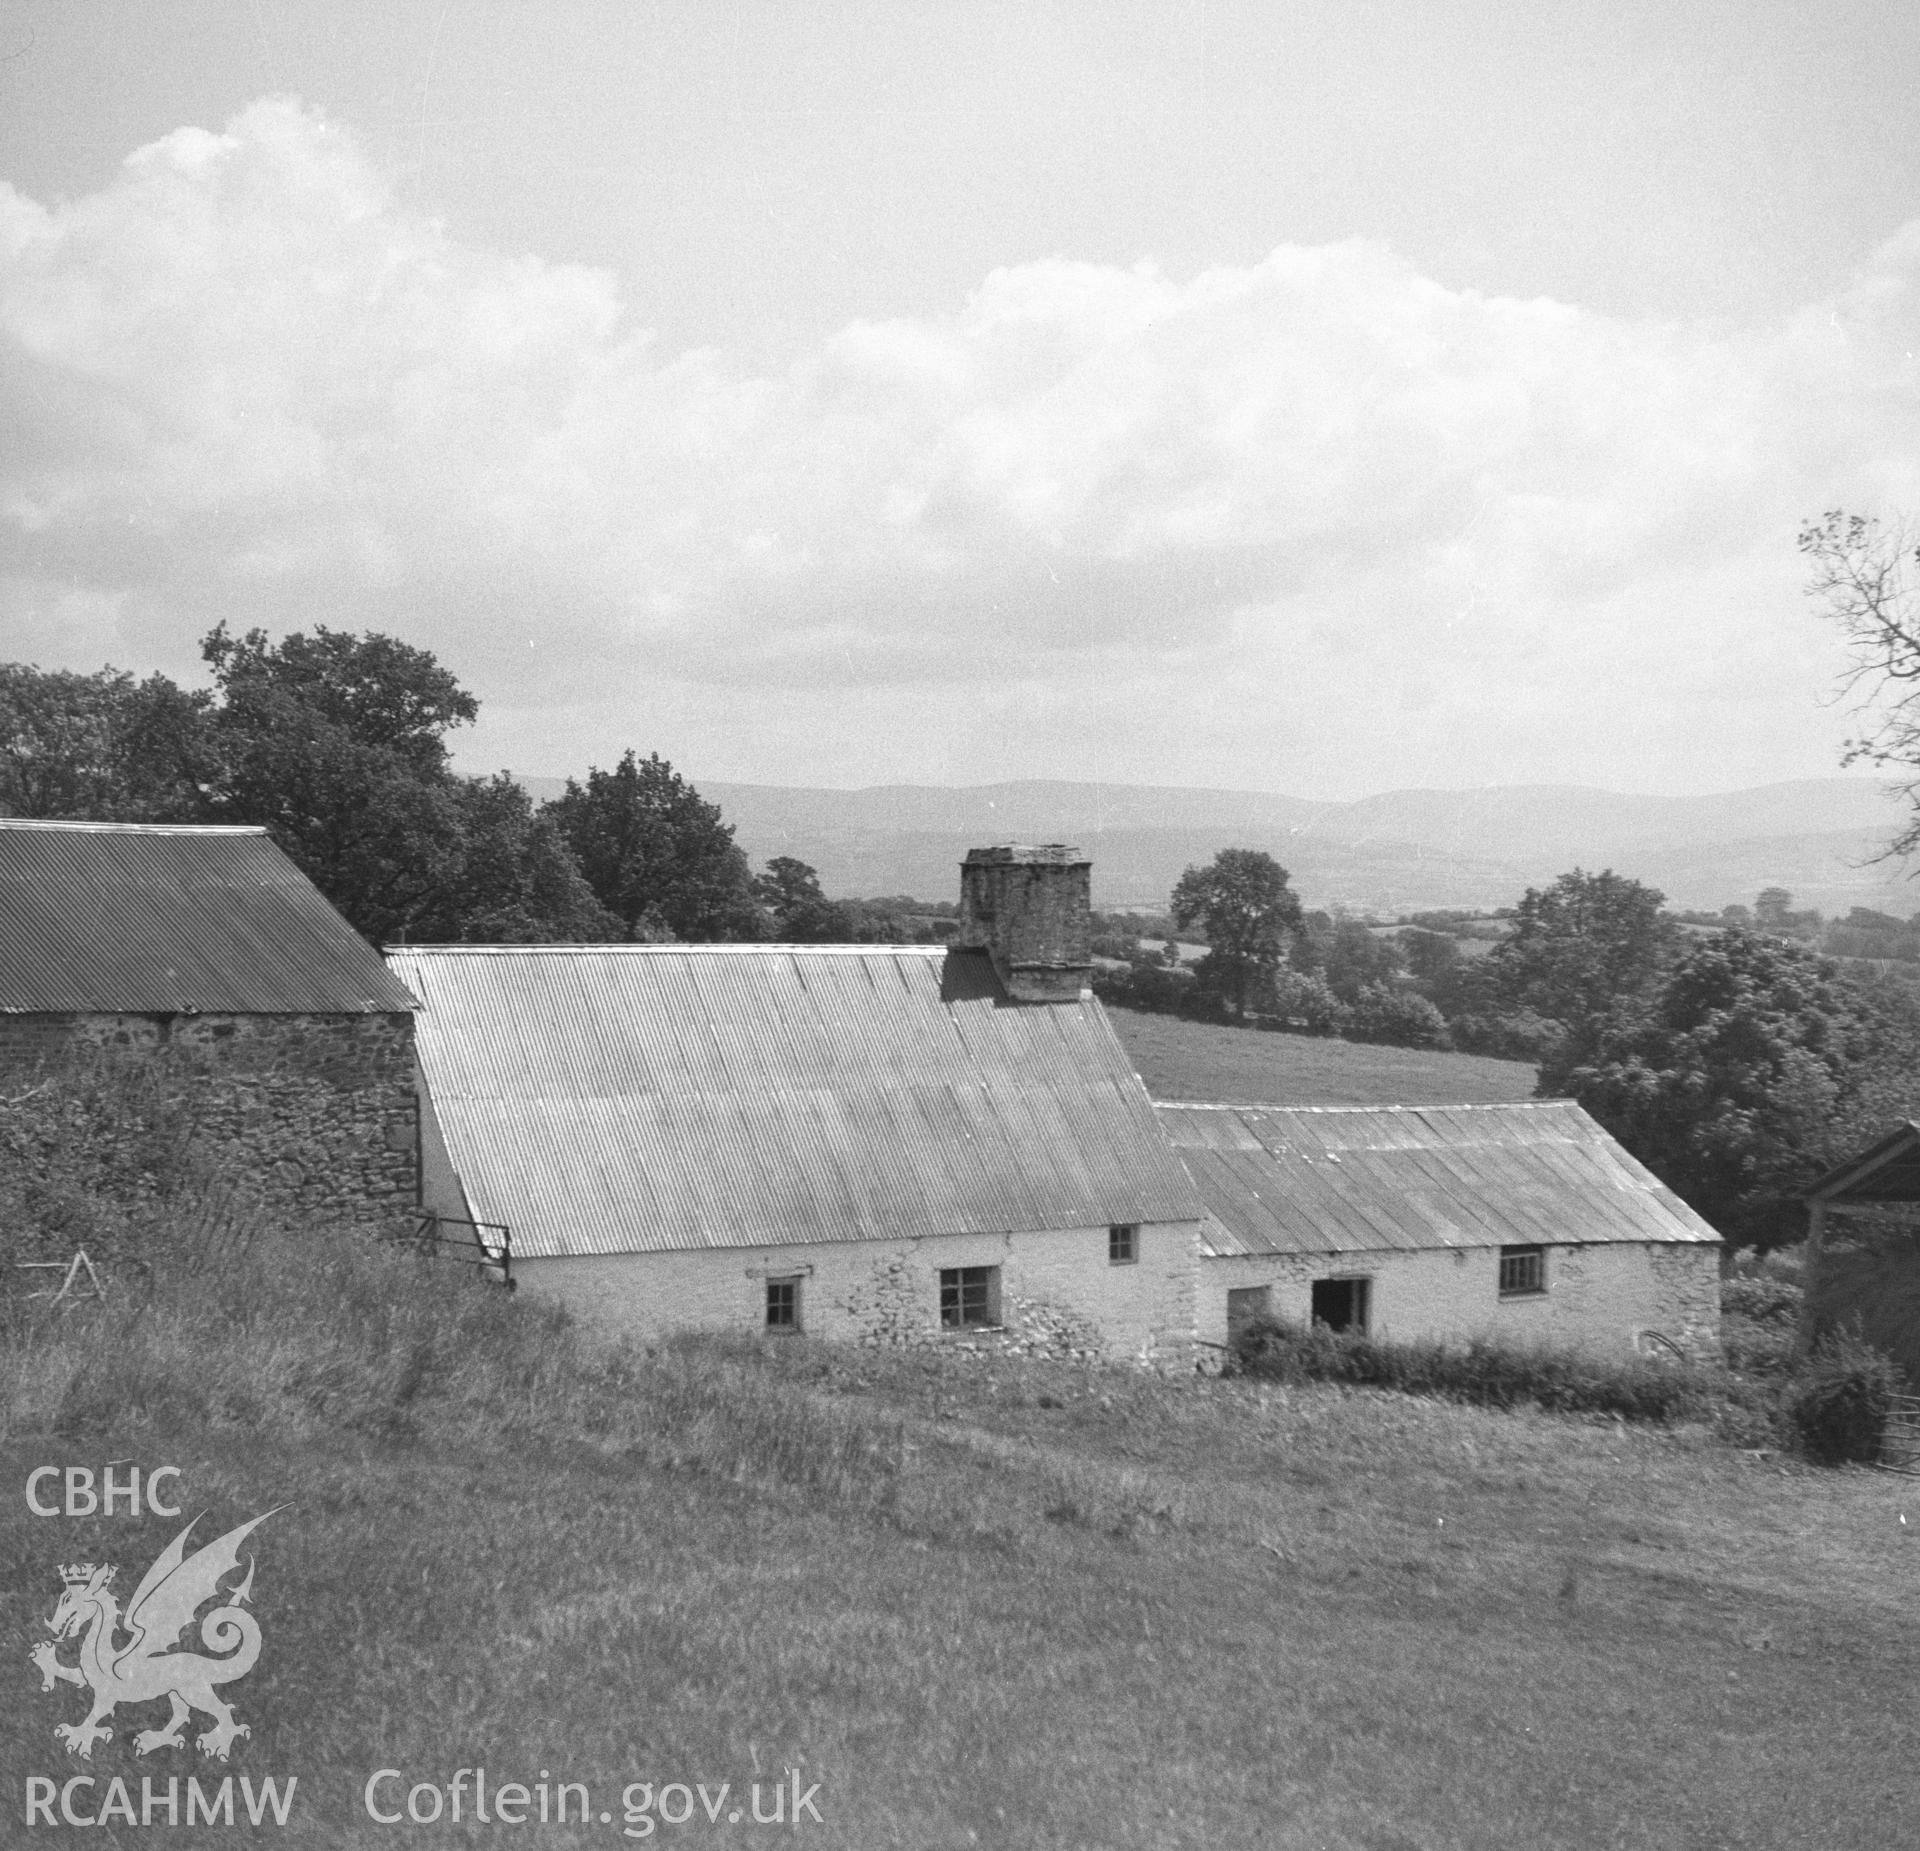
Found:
1498,1245 -> 1545,1297
939,1265 -> 998,1329
766,1276 -> 802,1331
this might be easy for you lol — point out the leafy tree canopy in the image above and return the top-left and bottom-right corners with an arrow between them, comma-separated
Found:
0,664 -> 215,822
1171,848 -> 1303,1020
1293,911 -> 1406,1004
547,750 -> 762,942
753,856 -> 853,942
206,693 -> 471,945
1544,928 -> 1918,1247
1485,868 -> 1677,1028
202,623 -> 477,773
415,774 -> 618,944
0,634 -> 627,949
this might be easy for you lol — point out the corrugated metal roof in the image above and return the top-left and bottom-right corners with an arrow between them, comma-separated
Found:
0,821 -> 418,1014
1156,1101 -> 1721,1257
391,944 -> 1201,1258
1806,1121 -> 1920,1203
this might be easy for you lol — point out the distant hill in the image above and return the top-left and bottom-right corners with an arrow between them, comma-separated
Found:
506,773 -> 1920,917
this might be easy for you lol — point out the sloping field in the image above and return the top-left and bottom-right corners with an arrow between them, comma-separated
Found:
3,1244 -> 1912,1851
1107,1005 -> 1541,1106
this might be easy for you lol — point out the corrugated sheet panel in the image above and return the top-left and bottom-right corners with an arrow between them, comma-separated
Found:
1807,1120 -> 1920,1203
391,944 -> 1201,1259
1157,1101 -> 1721,1257
0,821 -> 418,1014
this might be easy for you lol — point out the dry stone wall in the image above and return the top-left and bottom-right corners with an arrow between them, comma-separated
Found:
0,1011 -> 418,1224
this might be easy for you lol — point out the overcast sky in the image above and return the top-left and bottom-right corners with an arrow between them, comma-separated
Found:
5,1 -> 1920,798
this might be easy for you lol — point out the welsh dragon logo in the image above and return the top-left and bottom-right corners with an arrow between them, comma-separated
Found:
30,1510 -> 278,1762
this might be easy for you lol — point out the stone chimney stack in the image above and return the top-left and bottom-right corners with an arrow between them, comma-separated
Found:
956,845 -> 1093,1002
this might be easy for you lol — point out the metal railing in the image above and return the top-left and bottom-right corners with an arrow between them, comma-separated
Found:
388,1212 -> 514,1290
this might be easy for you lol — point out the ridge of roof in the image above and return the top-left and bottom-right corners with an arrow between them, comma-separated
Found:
1152,1098 -> 1575,1114
0,819 -> 266,836
391,942 -> 956,957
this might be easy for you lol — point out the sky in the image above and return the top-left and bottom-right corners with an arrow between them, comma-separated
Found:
5,1 -> 1920,799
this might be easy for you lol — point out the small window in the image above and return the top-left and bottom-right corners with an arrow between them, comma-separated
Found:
766,1276 -> 802,1332
1499,1246 -> 1546,1297
1226,1285 -> 1272,1340
1108,1224 -> 1138,1265
939,1265 -> 999,1330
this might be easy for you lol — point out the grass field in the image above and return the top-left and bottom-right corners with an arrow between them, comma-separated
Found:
1107,1005 -> 1542,1106
3,1230 -> 1915,1850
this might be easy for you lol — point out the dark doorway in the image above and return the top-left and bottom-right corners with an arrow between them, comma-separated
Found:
1311,1276 -> 1370,1334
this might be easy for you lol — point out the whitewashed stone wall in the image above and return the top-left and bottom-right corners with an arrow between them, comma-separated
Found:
1198,1239 -> 1721,1359
499,1220 -> 1202,1368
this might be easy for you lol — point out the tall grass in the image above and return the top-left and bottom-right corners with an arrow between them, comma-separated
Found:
1230,1318 -> 1723,1423
0,1055 -> 922,1516
7,1067 -> 1919,1845
1808,1229 -> 1920,1386
0,1222 -> 935,1524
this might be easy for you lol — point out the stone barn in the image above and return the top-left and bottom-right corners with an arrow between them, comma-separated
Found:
393,846 -> 1205,1364
0,819 -> 421,1222
1161,1101 -> 1722,1358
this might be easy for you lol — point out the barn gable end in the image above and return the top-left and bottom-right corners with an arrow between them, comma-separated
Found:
0,820 -> 421,1223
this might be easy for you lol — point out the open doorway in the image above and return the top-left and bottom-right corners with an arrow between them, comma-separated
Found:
1226,1285 -> 1272,1343
1311,1276 -> 1370,1334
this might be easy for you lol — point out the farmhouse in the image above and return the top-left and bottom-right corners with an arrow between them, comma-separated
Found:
0,819 -> 421,1222
392,847 -> 1206,1364
1163,1100 -> 1722,1358
7,819 -> 1722,1365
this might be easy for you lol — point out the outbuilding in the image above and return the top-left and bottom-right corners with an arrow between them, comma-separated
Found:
1161,1100 -> 1722,1358
0,819 -> 421,1223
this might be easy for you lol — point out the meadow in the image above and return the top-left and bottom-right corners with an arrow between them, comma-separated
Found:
1107,1005 -> 1541,1106
2,1222 -> 1914,1851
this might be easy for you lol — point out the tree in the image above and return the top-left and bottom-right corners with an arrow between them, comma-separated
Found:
1294,911 -> 1406,1003
1543,929 -> 1915,1247
546,751 -> 762,941
1799,509 -> 1920,857
0,664 -> 215,821
202,623 -> 477,775
1346,983 -> 1449,1050
1,628 -> 636,950
209,693 -> 470,944
753,856 -> 853,941
1484,868 -> 1676,1030
200,627 -> 486,945
414,774 -> 619,943
1170,849 -> 1303,1021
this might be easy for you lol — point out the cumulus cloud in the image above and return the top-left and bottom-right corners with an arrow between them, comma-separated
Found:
3,97 -> 1919,788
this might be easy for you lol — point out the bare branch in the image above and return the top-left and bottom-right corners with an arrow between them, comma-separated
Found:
1799,510 -> 1920,865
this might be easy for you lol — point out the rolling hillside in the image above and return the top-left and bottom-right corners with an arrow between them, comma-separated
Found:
510,772 -> 1920,915
7,1232 -> 1912,1851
